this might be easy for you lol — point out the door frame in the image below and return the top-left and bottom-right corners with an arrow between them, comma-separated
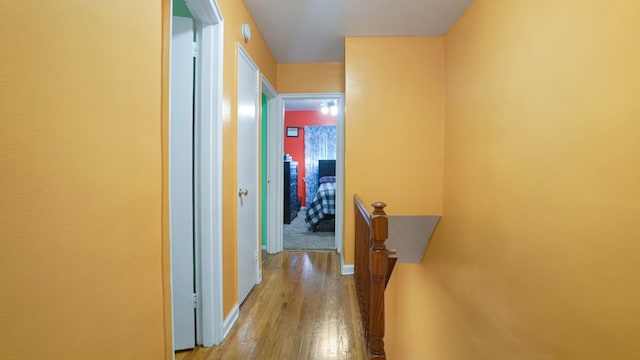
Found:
166,0 -> 225,352
262,77 -> 279,255
268,93 -> 345,261
188,0 -> 224,347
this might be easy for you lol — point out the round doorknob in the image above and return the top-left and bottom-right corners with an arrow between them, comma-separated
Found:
238,188 -> 249,196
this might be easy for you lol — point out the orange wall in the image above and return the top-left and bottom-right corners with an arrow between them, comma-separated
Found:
344,38 -> 445,359
284,111 -> 337,205
278,62 -> 344,93
389,0 -> 640,358
344,37 -> 445,263
217,0 -> 277,317
0,1 -> 166,358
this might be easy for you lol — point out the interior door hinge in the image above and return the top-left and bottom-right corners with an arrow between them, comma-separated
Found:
192,42 -> 197,58
192,293 -> 198,309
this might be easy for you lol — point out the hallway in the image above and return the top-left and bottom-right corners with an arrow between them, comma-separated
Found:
176,251 -> 367,359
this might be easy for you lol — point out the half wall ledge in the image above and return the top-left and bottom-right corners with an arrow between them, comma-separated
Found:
386,215 -> 441,263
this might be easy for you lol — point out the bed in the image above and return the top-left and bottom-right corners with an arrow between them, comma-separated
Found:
304,160 -> 336,232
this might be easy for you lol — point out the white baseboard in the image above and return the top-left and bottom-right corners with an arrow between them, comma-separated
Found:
342,265 -> 354,275
342,264 -> 354,275
340,252 -> 354,275
222,304 -> 239,339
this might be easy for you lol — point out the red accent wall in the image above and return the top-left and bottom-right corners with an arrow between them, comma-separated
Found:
284,110 -> 336,206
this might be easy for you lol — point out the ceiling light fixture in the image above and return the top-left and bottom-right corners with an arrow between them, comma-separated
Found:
330,102 -> 338,116
321,101 -> 338,116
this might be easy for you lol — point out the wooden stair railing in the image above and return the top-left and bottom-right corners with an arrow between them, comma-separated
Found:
354,194 -> 397,360
385,249 -> 398,289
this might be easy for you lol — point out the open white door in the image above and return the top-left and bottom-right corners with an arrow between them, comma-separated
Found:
263,77 -> 280,255
237,45 -> 260,305
170,15 -> 196,351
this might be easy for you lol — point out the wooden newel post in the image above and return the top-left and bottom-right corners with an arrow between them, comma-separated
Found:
369,202 -> 388,359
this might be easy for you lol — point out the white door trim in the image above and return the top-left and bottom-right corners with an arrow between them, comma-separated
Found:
269,96 -> 285,253
262,77 -> 281,255
180,0 -> 224,348
271,93 -> 345,256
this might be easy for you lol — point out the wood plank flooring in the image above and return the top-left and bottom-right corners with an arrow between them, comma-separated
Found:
176,251 -> 368,360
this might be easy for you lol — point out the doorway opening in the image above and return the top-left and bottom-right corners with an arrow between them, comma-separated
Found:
282,99 -> 338,251
267,93 -> 346,267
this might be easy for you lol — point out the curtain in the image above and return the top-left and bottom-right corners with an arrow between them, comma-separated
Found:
304,125 -> 336,204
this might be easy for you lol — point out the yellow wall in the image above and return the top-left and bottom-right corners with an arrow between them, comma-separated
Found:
344,38 -> 444,359
277,62 -> 344,93
0,1 -> 166,358
0,0 -> 277,356
217,0 -> 277,317
344,37 -> 444,264
386,0 -> 640,358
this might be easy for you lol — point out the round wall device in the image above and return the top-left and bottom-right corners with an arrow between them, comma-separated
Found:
241,23 -> 251,42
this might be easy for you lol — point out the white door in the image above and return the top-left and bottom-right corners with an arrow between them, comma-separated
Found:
170,16 -> 195,351
237,46 -> 260,305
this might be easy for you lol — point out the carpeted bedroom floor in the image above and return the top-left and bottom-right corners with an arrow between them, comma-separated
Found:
284,210 -> 336,250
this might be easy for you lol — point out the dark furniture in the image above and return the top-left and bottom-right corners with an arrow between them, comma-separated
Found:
308,159 -> 337,232
318,160 -> 336,178
283,160 -> 298,224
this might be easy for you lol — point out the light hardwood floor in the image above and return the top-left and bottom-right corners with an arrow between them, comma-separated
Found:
176,251 -> 368,360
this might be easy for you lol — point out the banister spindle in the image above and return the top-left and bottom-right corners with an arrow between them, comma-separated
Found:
369,201 -> 388,359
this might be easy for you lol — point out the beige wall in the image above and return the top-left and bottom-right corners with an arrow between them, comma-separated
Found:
0,1 -> 165,358
379,0 -> 640,358
277,62 -> 344,93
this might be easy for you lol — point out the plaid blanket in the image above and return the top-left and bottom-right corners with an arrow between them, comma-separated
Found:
305,181 -> 336,227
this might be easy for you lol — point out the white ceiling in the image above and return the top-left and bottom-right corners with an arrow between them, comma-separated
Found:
243,0 -> 474,63
284,99 -> 334,111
